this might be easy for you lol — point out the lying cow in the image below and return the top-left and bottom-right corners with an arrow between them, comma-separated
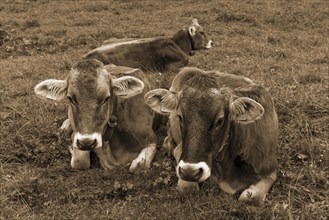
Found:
145,67 -> 278,204
83,19 -> 213,72
34,59 -> 157,171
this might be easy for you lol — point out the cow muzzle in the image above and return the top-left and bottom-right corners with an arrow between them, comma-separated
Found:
73,132 -> 102,151
176,160 -> 211,182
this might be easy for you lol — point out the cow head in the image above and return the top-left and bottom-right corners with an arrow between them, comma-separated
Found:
188,18 -> 213,50
145,68 -> 264,184
35,59 -> 144,151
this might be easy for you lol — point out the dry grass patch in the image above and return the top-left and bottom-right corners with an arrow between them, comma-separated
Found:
1,0 -> 328,219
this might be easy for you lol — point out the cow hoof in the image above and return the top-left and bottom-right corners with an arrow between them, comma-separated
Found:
238,185 -> 265,205
70,146 -> 91,170
129,156 -> 151,172
129,145 -> 156,172
129,159 -> 149,172
60,119 -> 71,131
176,179 -> 199,194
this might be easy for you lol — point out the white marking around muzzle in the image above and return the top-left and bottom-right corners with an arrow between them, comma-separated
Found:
73,132 -> 102,149
177,160 -> 211,182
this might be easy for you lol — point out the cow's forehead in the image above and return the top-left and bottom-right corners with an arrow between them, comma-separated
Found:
182,87 -> 220,97
179,86 -> 230,116
68,61 -> 110,96
72,59 -> 104,74
69,67 -> 107,82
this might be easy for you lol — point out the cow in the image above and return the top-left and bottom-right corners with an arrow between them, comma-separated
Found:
144,67 -> 278,204
34,59 -> 158,171
83,19 -> 213,72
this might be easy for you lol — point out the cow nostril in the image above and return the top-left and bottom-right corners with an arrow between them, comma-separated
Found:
178,166 -> 204,182
77,139 -> 97,150
178,167 -> 185,178
195,168 -> 203,179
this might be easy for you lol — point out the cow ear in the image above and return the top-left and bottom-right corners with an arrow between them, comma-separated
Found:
112,76 -> 144,99
104,64 -> 142,75
34,79 -> 67,102
191,18 -> 200,27
144,89 -> 178,115
188,26 -> 196,36
230,97 -> 264,124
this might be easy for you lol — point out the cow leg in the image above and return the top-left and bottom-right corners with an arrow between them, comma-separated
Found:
173,143 -> 182,163
93,144 -> 117,170
163,131 -> 177,155
129,143 -> 157,172
69,146 -> 90,170
218,181 -> 239,195
177,179 -> 199,194
238,171 -> 277,204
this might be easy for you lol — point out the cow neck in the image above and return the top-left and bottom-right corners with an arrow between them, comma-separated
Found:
103,96 -> 118,141
173,29 -> 193,55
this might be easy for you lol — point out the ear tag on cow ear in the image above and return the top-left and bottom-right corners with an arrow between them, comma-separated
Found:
107,115 -> 118,128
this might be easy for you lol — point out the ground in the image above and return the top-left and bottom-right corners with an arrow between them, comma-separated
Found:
0,0 -> 328,219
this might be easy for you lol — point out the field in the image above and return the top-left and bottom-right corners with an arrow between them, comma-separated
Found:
1,0 -> 328,219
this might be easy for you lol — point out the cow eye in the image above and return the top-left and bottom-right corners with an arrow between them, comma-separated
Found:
102,96 -> 111,105
67,96 -> 77,105
215,117 -> 224,128
177,114 -> 183,123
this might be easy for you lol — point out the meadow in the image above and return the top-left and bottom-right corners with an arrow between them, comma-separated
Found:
1,0 -> 328,219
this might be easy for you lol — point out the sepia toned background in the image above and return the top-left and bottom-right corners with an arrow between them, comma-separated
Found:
1,0 -> 328,219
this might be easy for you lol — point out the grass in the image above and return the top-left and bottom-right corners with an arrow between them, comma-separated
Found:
1,0 -> 328,219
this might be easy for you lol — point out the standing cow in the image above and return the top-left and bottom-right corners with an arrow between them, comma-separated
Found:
34,59 -> 157,171
84,19 -> 213,72
145,67 -> 278,204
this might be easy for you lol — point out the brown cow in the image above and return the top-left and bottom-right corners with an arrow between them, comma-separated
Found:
83,19 -> 212,72
34,59 -> 157,171
145,67 -> 278,204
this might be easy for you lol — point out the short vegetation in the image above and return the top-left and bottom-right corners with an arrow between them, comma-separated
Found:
1,0 -> 328,219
